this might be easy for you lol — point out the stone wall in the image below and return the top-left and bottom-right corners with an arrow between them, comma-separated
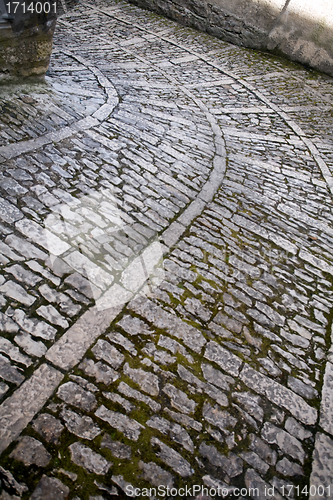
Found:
128,0 -> 333,76
0,1 -> 57,82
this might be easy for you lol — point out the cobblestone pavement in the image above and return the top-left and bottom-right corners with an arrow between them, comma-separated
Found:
1,1 -> 333,498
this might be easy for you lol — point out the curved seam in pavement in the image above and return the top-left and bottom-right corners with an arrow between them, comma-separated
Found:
88,2 -> 333,197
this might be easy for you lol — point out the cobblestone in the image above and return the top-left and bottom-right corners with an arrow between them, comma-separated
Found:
0,0 -> 332,496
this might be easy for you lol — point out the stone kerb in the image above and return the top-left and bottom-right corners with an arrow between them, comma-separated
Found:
128,0 -> 333,76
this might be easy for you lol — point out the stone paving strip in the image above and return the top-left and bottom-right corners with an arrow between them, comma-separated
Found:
0,0 -> 333,498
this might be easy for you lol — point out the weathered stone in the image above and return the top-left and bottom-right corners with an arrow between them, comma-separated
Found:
11,309 -> 57,341
240,451 -> 269,475
0,354 -> 25,385
0,467 -> 28,496
310,433 -> 333,499
139,461 -> 174,487
69,442 -> 111,474
288,375 -> 317,400
92,340 -> 125,369
32,413 -> 64,444
285,417 -> 312,441
30,476 -> 69,500
0,364 -> 63,454
201,363 -> 233,390
245,469 -> 284,500
249,434 -> 277,466
14,333 -> 47,358
36,305 -> 69,329
199,442 -> 243,477
319,362 -> 333,435
240,364 -> 317,425
95,405 -> 144,441
9,436 -> 51,466
164,408 -> 202,432
203,402 -> 237,433
276,457 -> 304,476
163,383 -> 197,414
57,382 -> 97,412
0,282 -> 35,306
129,297 -> 206,352
107,332 -> 137,355
261,422 -> 305,464
117,315 -> 151,336
118,381 -> 161,412
204,341 -> 242,376
0,382 -> 9,400
233,392 -> 264,422
147,416 -> 194,452
79,358 -> 119,385
0,313 -> 19,334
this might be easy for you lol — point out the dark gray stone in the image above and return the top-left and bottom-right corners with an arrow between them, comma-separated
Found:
30,476 -> 69,500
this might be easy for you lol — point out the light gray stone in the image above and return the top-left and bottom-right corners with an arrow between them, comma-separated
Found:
139,461 -> 174,487
310,433 -> 333,499
0,364 -> 63,454
201,363 -> 233,390
32,413 -> 64,444
261,422 -> 305,464
203,402 -> 237,433
240,451 -> 269,475
11,309 -> 57,341
285,417 -> 312,441
118,381 -> 161,412
14,333 -> 47,358
199,442 -> 243,477
240,364 -> 317,425
92,340 -> 125,369
123,363 -> 160,396
129,297 -> 206,352
163,383 -> 197,414
0,282 -> 35,306
245,469 -> 284,500
36,305 -> 69,329
204,341 -> 242,376
276,457 -> 304,476
61,408 -> 101,440
319,362 -> 333,435
101,434 -> 132,459
79,358 -> 119,385
0,354 -> 25,386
